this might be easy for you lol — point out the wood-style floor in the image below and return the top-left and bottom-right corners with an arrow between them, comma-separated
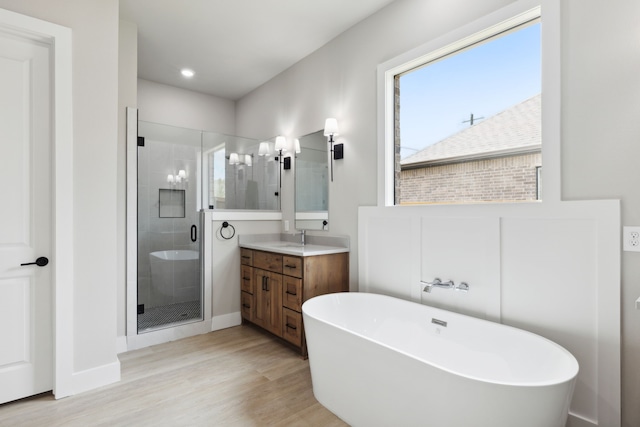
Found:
0,326 -> 348,427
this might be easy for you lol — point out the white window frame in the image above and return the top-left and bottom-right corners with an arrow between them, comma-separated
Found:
377,0 -> 560,207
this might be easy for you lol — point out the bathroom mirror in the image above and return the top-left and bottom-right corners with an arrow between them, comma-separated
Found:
295,130 -> 329,230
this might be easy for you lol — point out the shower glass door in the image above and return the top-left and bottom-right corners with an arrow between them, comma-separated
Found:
136,121 -> 203,332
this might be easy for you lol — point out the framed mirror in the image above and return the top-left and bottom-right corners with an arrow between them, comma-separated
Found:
295,130 -> 329,230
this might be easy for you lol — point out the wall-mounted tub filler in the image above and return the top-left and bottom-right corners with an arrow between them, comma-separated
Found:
421,278 -> 470,293
420,277 -> 469,293
422,278 -> 453,292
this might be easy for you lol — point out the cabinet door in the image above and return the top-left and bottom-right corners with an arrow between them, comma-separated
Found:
241,265 -> 253,294
253,269 -> 282,337
282,275 -> 302,311
282,308 -> 302,347
241,291 -> 253,322
240,248 -> 253,265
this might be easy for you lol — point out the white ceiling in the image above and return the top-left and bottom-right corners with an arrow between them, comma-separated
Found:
120,0 -> 397,101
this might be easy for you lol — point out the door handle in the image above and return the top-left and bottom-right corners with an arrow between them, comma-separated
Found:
191,225 -> 197,242
21,256 -> 49,267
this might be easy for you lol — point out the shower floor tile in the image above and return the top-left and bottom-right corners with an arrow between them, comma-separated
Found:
138,300 -> 202,332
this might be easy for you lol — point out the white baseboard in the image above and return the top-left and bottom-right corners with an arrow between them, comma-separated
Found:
55,360 -> 121,399
125,320 -> 212,351
211,312 -> 241,331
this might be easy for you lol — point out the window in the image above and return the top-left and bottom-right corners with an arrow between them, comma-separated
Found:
208,144 -> 226,209
380,5 -> 546,206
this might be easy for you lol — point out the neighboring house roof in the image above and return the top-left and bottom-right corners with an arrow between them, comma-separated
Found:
401,94 -> 541,168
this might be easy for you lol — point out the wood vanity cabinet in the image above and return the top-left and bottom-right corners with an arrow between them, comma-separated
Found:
240,247 -> 348,357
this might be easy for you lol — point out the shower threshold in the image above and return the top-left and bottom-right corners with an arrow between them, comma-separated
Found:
137,300 -> 202,333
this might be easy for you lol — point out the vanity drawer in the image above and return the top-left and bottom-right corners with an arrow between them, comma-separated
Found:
240,249 -> 253,266
282,276 -> 302,311
282,256 -> 303,278
241,291 -> 253,321
254,251 -> 283,273
241,265 -> 253,294
282,308 -> 302,347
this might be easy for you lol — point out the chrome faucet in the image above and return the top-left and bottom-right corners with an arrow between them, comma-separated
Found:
299,229 -> 306,246
421,278 -> 454,293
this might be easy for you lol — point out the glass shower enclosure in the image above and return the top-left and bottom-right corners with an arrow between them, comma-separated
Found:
136,122 -> 203,332
135,121 -> 279,333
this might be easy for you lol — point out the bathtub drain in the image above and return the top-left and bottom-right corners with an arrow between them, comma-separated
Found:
431,318 -> 447,327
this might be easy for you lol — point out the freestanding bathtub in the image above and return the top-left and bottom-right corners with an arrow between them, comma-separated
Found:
302,292 -> 578,427
149,250 -> 200,306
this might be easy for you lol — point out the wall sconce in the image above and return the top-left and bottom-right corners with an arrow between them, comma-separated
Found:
274,136 -> 291,187
227,152 -> 253,166
167,169 -> 188,186
258,142 -> 270,156
275,136 -> 287,154
324,118 -> 342,181
228,152 -> 240,165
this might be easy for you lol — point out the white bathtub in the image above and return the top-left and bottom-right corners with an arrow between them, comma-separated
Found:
302,292 -> 578,427
149,250 -> 200,307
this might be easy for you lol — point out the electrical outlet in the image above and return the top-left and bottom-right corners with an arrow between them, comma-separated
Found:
623,226 -> 640,252
283,220 -> 289,232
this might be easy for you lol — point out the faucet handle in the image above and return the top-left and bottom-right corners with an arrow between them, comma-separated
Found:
455,282 -> 470,292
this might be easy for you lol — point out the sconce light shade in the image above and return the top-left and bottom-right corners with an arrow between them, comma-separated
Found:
229,153 -> 239,165
245,154 -> 252,166
258,142 -> 270,156
178,169 -> 186,179
275,136 -> 287,152
167,174 -> 174,184
294,138 -> 301,154
324,118 -> 339,136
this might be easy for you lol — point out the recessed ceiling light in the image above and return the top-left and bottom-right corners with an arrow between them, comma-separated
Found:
181,68 -> 195,78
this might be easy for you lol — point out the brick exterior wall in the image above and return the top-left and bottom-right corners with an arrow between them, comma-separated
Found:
399,152 -> 541,204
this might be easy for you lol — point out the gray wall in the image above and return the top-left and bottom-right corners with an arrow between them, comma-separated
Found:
0,0 -> 120,375
236,0 -> 640,426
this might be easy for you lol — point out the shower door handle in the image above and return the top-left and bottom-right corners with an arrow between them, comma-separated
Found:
191,225 -> 197,242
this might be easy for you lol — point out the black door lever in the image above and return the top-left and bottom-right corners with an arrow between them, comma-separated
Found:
21,257 -> 49,267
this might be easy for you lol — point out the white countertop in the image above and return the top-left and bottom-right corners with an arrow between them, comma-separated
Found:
238,233 -> 350,257
239,240 -> 349,256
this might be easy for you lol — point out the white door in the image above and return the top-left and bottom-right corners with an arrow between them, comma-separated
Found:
0,29 -> 53,404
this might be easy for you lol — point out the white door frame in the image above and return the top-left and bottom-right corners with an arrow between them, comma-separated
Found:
0,8 -> 74,399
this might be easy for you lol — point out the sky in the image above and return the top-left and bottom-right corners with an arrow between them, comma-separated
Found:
399,22 -> 541,159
